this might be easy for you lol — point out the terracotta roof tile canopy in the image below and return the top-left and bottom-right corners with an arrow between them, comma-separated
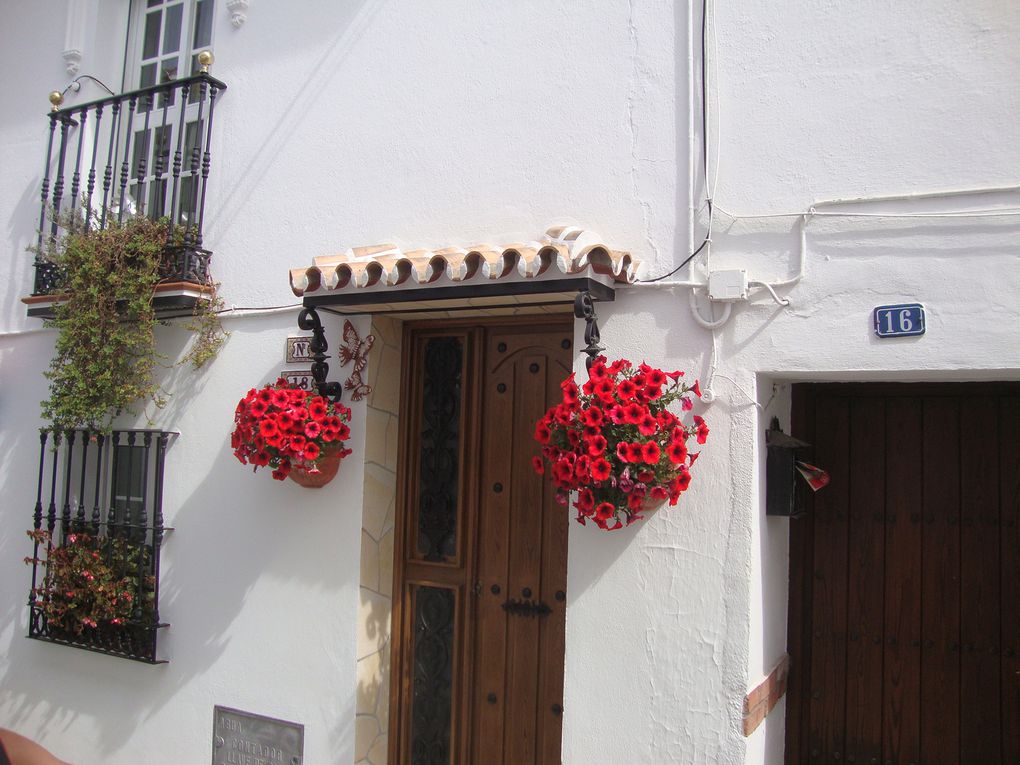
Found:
289,226 -> 639,315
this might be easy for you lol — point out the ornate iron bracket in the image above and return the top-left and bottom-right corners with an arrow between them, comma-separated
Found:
573,290 -> 605,373
297,307 -> 344,403
501,598 -> 552,618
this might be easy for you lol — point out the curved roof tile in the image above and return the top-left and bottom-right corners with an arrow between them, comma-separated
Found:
289,226 -> 637,297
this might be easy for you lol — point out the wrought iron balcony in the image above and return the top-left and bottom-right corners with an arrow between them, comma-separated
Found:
26,428 -> 174,664
26,66 -> 227,318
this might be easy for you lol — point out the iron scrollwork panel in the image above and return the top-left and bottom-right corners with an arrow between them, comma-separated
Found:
415,336 -> 463,562
410,585 -> 455,765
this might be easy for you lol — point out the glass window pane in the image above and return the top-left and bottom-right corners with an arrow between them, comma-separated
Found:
140,63 -> 157,89
148,179 -> 168,220
142,10 -> 161,60
177,175 -> 196,225
415,336 -> 463,562
184,119 -> 203,157
193,0 -> 213,49
132,129 -> 151,177
162,3 -> 183,55
410,586 -> 454,765
113,445 -> 146,528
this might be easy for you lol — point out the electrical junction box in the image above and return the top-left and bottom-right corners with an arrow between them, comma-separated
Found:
708,269 -> 748,302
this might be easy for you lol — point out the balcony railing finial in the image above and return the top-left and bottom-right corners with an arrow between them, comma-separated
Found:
198,50 -> 214,74
49,91 -> 64,112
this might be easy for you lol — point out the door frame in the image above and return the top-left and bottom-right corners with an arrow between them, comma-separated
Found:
386,313 -> 574,765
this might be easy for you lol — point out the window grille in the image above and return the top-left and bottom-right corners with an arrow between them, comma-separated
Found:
26,429 -> 174,663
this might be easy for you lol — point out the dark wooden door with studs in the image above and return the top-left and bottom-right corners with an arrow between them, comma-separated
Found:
787,383 -> 1020,765
389,316 -> 572,765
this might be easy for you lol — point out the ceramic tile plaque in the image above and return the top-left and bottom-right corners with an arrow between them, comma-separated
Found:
212,706 -> 304,765
286,336 -> 314,363
281,370 -> 314,391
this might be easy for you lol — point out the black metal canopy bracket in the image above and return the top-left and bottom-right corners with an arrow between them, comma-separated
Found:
574,290 -> 605,373
297,307 -> 344,404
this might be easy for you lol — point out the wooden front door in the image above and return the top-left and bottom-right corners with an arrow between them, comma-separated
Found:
787,383 -> 1020,765
389,317 -> 572,765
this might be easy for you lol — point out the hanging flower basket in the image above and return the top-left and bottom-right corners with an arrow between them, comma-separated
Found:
533,357 -> 708,530
232,379 -> 353,487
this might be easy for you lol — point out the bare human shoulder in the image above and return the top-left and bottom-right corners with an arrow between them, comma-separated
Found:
0,729 -> 73,765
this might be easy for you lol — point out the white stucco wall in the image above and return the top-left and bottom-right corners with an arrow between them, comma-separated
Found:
1,1 -> 1017,764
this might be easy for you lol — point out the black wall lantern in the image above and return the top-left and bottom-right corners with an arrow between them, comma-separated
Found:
765,417 -> 811,517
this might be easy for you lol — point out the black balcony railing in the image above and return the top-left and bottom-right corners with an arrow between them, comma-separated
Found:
33,70 -> 227,297
26,429 -> 174,664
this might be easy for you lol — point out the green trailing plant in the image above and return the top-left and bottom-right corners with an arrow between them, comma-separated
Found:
37,213 -> 225,432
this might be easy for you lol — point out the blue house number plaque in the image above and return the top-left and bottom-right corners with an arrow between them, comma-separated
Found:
873,303 -> 925,338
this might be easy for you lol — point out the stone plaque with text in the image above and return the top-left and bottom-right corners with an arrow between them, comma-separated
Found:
212,706 -> 304,765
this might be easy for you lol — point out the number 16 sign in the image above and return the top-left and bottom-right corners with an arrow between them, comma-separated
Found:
873,303 -> 925,338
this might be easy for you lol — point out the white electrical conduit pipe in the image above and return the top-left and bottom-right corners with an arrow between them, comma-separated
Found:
688,288 -> 732,329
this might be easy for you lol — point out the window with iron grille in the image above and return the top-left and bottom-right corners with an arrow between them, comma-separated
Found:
26,429 -> 174,664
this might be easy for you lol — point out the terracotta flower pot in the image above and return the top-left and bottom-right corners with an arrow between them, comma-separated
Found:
289,448 -> 344,488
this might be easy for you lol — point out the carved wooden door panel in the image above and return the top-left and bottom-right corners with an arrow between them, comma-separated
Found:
389,318 -> 572,765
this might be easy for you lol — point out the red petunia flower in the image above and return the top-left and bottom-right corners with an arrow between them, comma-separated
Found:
574,455 -> 591,480
535,421 -> 552,444
582,406 -> 604,427
305,421 -> 321,439
646,369 -> 667,387
693,415 -> 709,444
271,390 -> 290,408
259,419 -> 279,437
532,456 -> 545,475
641,441 -> 661,464
590,458 -> 612,481
616,442 -> 632,462
303,442 -> 321,461
638,415 -> 658,436
577,488 -> 595,512
594,378 -> 615,402
586,434 -> 607,456
625,443 -> 644,463
666,440 -> 688,464
623,403 -> 645,424
649,485 -> 669,500
308,400 -> 329,421
691,380 -> 702,398
594,502 -> 615,521
616,379 -> 638,400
